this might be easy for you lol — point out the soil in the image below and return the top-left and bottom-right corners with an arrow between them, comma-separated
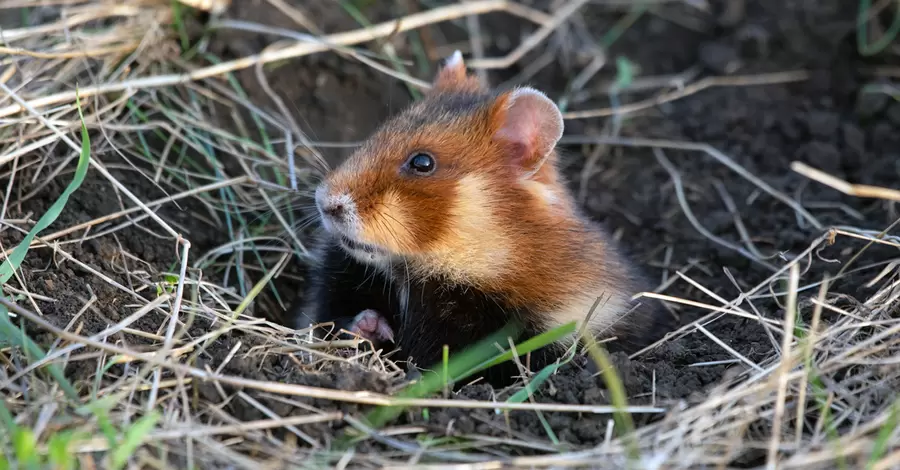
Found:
3,0 -> 899,465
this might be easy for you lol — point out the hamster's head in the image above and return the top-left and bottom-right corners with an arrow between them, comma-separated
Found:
314,51 -> 567,281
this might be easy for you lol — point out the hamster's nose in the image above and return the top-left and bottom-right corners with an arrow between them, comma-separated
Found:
315,184 -> 347,221
322,202 -> 346,219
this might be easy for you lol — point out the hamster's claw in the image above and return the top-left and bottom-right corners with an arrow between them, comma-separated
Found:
348,309 -> 395,344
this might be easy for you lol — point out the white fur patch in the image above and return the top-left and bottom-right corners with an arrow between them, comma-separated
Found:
341,242 -> 392,269
522,180 -> 560,207
542,289 -> 631,346
416,174 -> 510,283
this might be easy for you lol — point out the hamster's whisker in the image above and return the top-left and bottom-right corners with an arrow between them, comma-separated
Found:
402,257 -> 411,328
290,214 -> 322,233
290,191 -> 318,201
245,209 -> 277,227
289,204 -> 319,214
374,213 -> 412,251
299,151 -> 331,175
373,203 -> 417,239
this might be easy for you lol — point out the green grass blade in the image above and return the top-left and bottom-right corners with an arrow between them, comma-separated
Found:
584,335 -> 639,466
464,321 -> 576,377
357,321 -> 576,436
858,0 -> 900,56
0,399 -> 14,431
93,410 -> 118,449
0,317 -> 78,400
339,0 -> 421,100
170,0 -> 192,53
866,399 -> 900,470
405,322 -> 522,387
613,57 -> 637,91
11,428 -> 39,470
0,91 -> 92,402
47,431 -> 77,470
506,362 -> 563,445
0,91 -> 91,283
357,321 -> 523,431
600,1 -> 649,48
506,362 -> 562,404
110,411 -> 160,470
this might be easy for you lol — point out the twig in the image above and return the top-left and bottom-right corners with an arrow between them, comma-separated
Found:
0,176 -> 251,257
563,70 -> 810,119
629,232 -> 831,358
466,0 -> 591,69
767,263 -> 801,468
0,0 -> 543,120
792,161 -> 900,202
654,148 -> 778,271
151,412 -> 343,439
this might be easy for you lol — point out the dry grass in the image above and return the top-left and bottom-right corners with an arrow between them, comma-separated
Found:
0,0 -> 899,469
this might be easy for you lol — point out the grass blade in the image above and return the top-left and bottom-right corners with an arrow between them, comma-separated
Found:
47,431 -> 77,470
11,428 -> 39,470
867,399 -> 900,470
0,90 -> 92,402
356,321 -> 576,435
0,91 -> 91,283
463,321 -> 577,377
584,334 -> 639,466
857,0 -> 900,56
110,411 -> 160,470
506,362 -> 562,404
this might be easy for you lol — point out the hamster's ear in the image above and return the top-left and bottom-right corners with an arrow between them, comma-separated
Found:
489,87 -> 564,177
430,50 -> 482,94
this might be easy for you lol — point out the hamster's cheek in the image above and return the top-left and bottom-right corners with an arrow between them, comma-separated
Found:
358,190 -> 418,254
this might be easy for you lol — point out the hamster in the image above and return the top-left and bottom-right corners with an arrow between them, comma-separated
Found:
288,51 -> 674,386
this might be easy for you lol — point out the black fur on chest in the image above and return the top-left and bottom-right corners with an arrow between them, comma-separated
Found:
289,242 -> 562,387
393,273 -> 560,386
289,240 -> 398,335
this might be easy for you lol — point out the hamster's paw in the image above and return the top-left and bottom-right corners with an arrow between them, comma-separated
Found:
348,309 -> 395,344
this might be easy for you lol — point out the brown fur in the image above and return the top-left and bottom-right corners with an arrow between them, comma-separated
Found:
320,54 -> 663,342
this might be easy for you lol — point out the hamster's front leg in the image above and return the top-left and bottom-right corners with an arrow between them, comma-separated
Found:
288,238 -> 398,347
346,308 -> 395,345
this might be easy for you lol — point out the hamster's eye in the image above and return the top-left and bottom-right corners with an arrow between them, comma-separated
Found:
404,152 -> 436,175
